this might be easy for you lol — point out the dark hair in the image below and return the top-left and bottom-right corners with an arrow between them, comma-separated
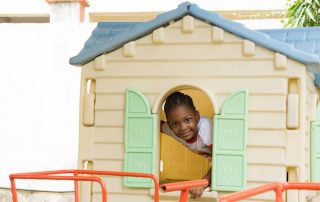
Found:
164,92 -> 196,115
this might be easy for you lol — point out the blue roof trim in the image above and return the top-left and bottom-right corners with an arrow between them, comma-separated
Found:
70,2 -> 192,65
188,4 -> 320,66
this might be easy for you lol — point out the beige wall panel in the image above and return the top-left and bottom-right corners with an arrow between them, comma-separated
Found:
287,57 -> 305,67
81,62 -> 94,74
216,30 -> 243,43
246,147 -> 286,165
216,94 -> 286,112
166,18 -> 243,42
248,95 -> 286,112
78,127 -> 94,161
92,192 -> 151,202
248,130 -> 286,147
159,26 -> 241,44
93,159 -> 123,170
93,189 -> 218,202
305,76 -> 314,173
156,191 -> 217,202
162,26 -> 212,43
307,90 -> 319,121
92,143 -> 124,160
95,93 -> 158,110
105,44 -> 273,61
248,112 -> 286,129
95,94 -> 125,110
96,77 -> 288,95
243,182 -> 280,201
84,61 -> 305,80
93,127 -> 124,143
92,177 -> 149,194
247,164 -> 286,182
143,93 -> 159,106
307,75 -> 318,94
134,34 -> 153,44
95,110 -> 124,127
93,60 -> 276,77
305,87 -> 313,181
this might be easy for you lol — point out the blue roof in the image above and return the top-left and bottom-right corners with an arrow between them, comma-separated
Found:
70,2 -> 320,86
260,27 -> 320,57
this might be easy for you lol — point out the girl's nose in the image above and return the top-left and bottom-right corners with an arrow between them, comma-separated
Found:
179,122 -> 187,130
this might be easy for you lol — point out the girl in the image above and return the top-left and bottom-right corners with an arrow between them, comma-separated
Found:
161,91 -> 212,199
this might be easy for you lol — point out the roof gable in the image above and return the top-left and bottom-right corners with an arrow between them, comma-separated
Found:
70,1 -> 320,68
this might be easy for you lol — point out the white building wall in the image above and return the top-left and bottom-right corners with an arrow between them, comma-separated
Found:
0,23 -> 95,191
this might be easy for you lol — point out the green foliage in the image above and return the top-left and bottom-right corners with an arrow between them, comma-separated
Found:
284,0 -> 320,27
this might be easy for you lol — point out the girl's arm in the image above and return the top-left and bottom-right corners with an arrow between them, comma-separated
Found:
189,167 -> 211,199
202,167 -> 212,185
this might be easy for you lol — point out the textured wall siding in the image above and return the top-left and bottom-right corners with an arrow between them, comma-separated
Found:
305,72 -> 318,183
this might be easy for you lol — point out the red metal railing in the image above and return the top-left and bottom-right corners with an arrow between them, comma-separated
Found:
10,169 -> 159,202
10,171 -> 320,202
218,182 -> 320,202
9,169 -> 210,202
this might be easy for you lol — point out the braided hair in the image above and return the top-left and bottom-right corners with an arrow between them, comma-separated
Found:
164,92 -> 196,115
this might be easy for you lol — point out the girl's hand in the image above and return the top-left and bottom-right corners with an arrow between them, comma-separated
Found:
189,167 -> 211,199
189,186 -> 205,199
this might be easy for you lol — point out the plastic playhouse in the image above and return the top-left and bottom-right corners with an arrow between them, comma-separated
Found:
9,1 -> 320,202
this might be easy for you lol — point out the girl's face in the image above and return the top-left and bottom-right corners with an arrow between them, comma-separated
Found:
166,105 -> 200,141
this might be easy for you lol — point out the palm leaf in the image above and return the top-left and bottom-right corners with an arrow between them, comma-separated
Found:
306,7 -> 316,22
284,0 -> 320,27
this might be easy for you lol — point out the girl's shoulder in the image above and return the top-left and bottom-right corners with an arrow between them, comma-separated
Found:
199,116 -> 211,125
198,116 -> 213,144
198,116 -> 212,132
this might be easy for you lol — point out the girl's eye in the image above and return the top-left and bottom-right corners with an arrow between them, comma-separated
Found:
170,123 -> 177,127
185,118 -> 192,122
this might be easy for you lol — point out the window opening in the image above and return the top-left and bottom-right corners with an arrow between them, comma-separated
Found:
159,88 -> 214,183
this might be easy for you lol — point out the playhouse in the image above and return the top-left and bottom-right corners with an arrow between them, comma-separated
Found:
69,2 -> 320,201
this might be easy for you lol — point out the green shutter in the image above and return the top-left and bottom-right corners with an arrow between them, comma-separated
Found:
124,89 -> 157,187
212,89 -> 248,191
311,104 -> 320,182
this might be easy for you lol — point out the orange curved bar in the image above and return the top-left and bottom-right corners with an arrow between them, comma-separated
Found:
10,174 -> 107,202
160,179 -> 208,202
9,169 -> 160,202
284,182 -> 320,190
218,182 -> 320,202
160,179 -> 208,192
218,182 -> 281,202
